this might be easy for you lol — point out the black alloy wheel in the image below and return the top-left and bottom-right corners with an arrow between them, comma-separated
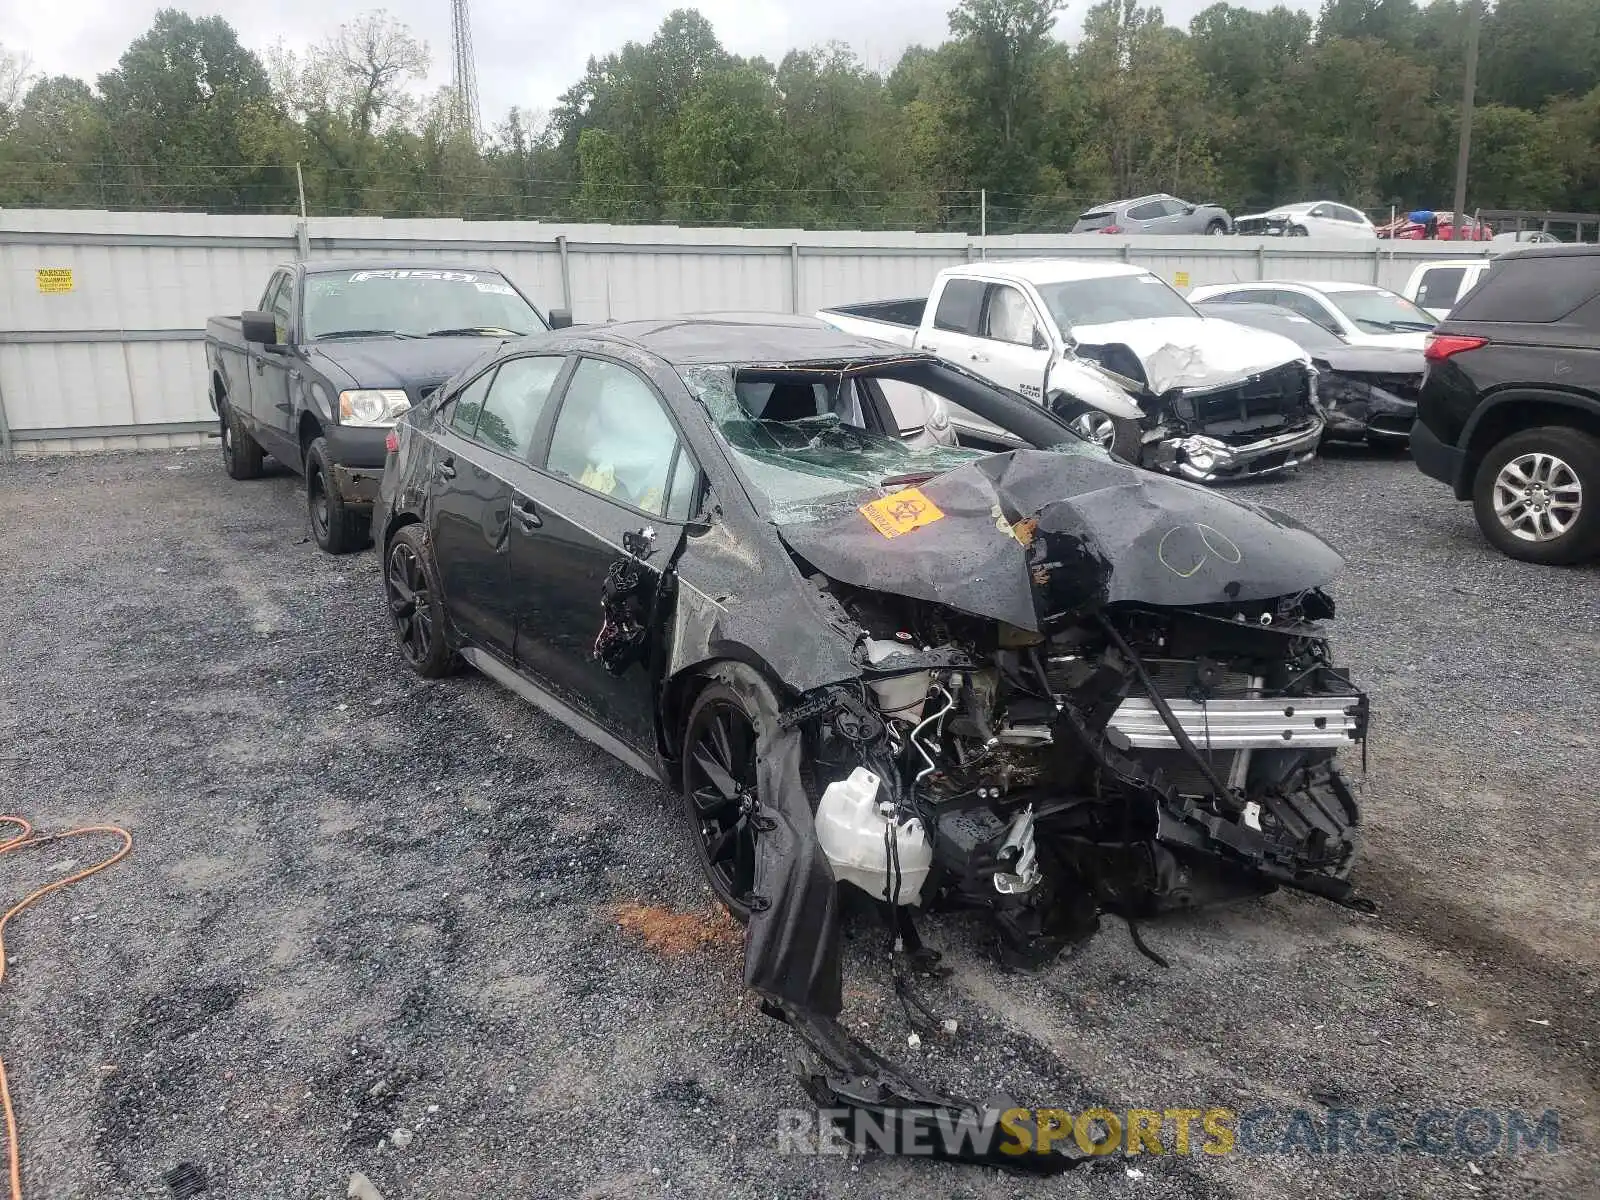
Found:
385,525 -> 455,677
682,685 -> 762,923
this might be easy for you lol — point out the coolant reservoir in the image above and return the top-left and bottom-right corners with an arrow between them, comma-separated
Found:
863,639 -> 930,722
814,767 -> 933,906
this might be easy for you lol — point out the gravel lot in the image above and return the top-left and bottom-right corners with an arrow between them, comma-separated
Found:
0,444 -> 1595,1200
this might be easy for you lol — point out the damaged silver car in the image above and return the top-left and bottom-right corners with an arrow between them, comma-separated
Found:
375,314 -> 1369,1169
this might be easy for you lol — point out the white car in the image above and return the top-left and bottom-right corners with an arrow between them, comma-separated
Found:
1400,259 -> 1494,320
1489,230 -> 1561,245
1186,280 -> 1435,349
1232,202 -> 1377,239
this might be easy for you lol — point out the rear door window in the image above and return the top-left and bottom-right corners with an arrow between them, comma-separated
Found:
449,367 -> 497,438
544,358 -> 683,515
932,278 -> 985,334
1127,200 -> 1166,221
1414,267 -> 1466,311
473,355 -> 566,458
1452,255 -> 1600,323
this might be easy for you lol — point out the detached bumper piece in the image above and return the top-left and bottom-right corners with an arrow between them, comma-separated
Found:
780,1006 -> 1090,1173
330,464 -> 383,505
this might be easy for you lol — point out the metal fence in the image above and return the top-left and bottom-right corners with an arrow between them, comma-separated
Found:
0,209 -> 1495,457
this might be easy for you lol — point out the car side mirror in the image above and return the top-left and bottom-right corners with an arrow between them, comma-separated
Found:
547,308 -> 573,330
241,310 -> 279,346
1184,204 -> 1196,215
1031,328 -> 1049,351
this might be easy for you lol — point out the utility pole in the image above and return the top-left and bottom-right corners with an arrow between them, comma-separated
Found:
449,0 -> 482,143
1451,0 -> 1481,237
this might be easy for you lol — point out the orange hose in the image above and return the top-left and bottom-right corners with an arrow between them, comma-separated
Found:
0,816 -> 133,1200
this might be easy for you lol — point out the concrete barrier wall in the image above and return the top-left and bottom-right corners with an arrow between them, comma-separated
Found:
0,209 -> 1493,456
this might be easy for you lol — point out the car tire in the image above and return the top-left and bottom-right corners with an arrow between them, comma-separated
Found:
220,399 -> 264,480
306,436 -> 370,555
1053,399 -> 1144,464
1205,219 -> 1228,236
1287,224 -> 1309,237
680,665 -> 793,925
1471,426 -> 1600,564
384,523 -> 457,677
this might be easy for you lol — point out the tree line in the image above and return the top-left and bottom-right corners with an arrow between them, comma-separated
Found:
1,0 -> 1598,232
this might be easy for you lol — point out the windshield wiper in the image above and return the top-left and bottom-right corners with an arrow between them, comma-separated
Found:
314,329 -> 423,341
426,326 -> 525,337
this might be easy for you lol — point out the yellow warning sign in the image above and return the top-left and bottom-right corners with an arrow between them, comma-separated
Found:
860,487 -> 945,538
36,268 -> 73,294
1174,270 -> 1191,289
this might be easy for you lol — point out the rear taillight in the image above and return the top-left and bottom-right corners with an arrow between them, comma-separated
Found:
1098,225 -> 1122,234
1424,334 -> 1487,362
384,430 -> 400,454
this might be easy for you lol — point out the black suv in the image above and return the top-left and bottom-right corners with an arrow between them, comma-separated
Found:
1412,244 -> 1600,563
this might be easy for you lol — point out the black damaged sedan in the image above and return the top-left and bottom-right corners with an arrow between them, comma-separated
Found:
374,314 -> 1369,1166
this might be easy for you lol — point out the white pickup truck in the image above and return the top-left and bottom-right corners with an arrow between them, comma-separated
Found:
818,260 -> 1325,482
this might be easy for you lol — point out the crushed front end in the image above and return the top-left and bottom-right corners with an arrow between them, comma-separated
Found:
740,448 -> 1368,1164
1144,361 -> 1325,482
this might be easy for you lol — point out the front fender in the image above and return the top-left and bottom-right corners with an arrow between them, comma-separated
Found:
1045,357 -> 1145,421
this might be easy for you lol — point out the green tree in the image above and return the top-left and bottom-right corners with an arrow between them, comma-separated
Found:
660,62 -> 784,224
1480,0 -> 1600,111
1076,0 -> 1220,204
96,10 -> 285,210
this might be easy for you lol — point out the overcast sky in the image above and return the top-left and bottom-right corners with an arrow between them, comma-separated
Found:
3,0 -> 1316,126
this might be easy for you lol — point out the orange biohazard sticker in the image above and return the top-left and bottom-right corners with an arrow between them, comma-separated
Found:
860,487 -> 945,538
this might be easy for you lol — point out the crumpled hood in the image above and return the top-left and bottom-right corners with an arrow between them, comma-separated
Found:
778,447 -> 1343,632
305,337 -> 500,391
1315,344 -> 1425,375
1072,316 -> 1308,395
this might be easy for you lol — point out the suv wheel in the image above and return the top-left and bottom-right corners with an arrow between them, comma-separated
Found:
306,436 -> 371,554
1472,426 -> 1600,564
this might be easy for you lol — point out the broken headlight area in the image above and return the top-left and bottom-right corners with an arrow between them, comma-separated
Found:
741,582 -> 1367,1166
1316,371 -> 1420,443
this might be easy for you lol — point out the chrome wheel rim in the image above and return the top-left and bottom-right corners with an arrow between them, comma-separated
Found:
685,699 -> 759,907
386,542 -> 433,664
1069,412 -> 1118,451
1493,452 -> 1582,542
220,415 -> 233,463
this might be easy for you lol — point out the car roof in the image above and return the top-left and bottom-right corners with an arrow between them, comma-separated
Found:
1410,258 -> 1493,272
946,259 -> 1149,285
297,259 -> 501,275
1208,279 -> 1379,294
1483,242 -> 1600,260
586,313 -> 921,367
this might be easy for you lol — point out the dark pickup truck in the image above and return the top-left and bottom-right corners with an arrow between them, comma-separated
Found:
206,261 -> 570,552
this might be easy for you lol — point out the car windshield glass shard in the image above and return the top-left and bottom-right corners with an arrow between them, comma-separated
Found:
684,365 -> 985,519
303,270 -> 545,341
1328,290 -> 1437,332
1036,275 -> 1195,330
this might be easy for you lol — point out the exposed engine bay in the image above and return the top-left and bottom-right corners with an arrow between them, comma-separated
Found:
803,584 -> 1365,961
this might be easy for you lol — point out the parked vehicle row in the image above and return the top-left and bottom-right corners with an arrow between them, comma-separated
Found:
817,261 -> 1323,481
205,261 -> 571,553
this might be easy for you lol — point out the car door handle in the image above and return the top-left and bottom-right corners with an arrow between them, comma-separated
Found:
969,352 -> 989,363
435,457 -> 456,480
511,495 -> 542,530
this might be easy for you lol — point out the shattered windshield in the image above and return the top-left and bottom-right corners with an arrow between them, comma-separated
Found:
1036,274 -> 1196,332
683,365 -> 987,519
